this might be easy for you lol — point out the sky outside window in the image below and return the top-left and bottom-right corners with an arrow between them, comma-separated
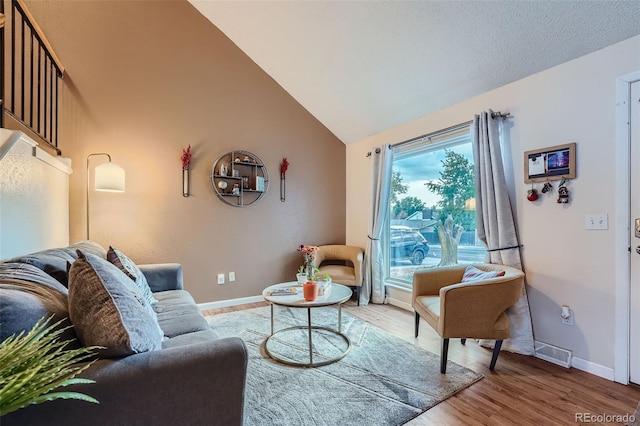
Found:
393,142 -> 473,208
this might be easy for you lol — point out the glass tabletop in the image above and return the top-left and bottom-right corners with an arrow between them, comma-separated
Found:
262,281 -> 352,307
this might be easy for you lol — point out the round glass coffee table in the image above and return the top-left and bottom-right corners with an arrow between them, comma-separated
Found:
262,282 -> 352,367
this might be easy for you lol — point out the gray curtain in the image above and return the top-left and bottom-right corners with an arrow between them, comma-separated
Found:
473,110 -> 534,355
362,145 -> 393,305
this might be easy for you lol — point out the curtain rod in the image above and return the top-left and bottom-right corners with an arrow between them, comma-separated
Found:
366,110 -> 511,157
491,111 -> 511,119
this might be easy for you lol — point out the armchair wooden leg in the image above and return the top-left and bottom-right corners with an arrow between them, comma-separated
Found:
414,312 -> 420,338
441,338 -> 449,374
489,339 -> 503,371
356,287 -> 360,306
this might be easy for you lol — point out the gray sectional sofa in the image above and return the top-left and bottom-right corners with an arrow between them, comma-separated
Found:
0,241 -> 247,426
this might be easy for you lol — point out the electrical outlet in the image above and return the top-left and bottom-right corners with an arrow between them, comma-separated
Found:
229,272 -> 236,282
561,310 -> 574,326
217,273 -> 225,284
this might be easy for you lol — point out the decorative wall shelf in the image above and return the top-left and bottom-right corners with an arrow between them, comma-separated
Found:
210,150 -> 268,207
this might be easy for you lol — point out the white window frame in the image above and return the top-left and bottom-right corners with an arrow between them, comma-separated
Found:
384,124 -> 477,289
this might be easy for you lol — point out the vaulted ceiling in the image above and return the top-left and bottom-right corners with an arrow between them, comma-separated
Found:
190,1 -> 640,144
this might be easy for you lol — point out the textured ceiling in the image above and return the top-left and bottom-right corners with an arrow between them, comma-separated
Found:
190,1 -> 640,144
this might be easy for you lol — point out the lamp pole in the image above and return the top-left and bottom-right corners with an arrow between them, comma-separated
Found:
86,153 -> 111,240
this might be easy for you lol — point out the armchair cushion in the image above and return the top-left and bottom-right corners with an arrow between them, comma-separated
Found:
318,265 -> 356,285
315,245 -> 364,287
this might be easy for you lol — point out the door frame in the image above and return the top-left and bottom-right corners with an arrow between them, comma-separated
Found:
614,70 -> 640,385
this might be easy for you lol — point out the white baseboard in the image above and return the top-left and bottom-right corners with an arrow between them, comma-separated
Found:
570,356 -> 615,381
198,295 -> 264,311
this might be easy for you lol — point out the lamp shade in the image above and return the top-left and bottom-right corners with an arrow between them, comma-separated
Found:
94,162 -> 125,192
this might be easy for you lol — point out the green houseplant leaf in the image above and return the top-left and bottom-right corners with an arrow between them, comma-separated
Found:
0,316 -> 102,416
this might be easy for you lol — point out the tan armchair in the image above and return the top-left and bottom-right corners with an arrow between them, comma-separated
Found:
412,263 -> 524,373
314,245 -> 364,305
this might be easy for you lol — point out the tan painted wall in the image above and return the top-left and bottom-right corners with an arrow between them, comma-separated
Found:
346,36 -> 640,370
24,0 -> 346,303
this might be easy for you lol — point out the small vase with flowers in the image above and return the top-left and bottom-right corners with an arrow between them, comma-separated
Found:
298,244 -> 320,301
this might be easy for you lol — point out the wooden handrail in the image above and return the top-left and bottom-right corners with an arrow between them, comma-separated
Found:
14,0 -> 64,76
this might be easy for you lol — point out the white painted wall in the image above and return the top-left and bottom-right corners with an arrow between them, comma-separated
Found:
0,130 -> 72,259
346,35 -> 640,370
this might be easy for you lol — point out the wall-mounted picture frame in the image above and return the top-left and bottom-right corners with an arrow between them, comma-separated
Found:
524,142 -> 576,183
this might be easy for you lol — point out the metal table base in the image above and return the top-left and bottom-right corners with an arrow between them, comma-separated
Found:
264,304 -> 351,367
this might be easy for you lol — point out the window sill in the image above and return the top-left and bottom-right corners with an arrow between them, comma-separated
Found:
385,281 -> 411,292
383,281 -> 413,312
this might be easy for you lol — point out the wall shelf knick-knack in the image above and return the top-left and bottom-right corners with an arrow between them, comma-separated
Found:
210,150 -> 268,207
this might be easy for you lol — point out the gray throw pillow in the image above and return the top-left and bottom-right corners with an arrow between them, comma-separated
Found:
68,240 -> 109,259
107,246 -> 157,306
461,265 -> 506,283
0,262 -> 69,293
0,284 -> 78,347
68,251 -> 163,358
8,249 -> 76,286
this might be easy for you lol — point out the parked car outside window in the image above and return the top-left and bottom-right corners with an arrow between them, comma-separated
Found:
390,226 -> 429,265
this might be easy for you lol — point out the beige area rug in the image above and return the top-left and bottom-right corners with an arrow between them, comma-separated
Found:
206,306 -> 483,426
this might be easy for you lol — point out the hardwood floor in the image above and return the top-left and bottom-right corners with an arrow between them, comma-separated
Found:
203,301 -> 640,425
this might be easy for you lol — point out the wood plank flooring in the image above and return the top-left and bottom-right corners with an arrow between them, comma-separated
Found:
203,301 -> 640,425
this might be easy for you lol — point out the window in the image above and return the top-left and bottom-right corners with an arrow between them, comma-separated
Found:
386,124 -> 487,287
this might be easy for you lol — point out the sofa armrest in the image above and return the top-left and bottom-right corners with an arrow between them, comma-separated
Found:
138,263 -> 183,292
2,337 -> 248,426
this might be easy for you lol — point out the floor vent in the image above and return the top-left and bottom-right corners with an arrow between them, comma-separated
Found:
534,341 -> 572,368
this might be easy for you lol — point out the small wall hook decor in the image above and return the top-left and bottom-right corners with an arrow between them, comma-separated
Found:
541,181 -> 553,194
280,157 -> 289,202
181,145 -> 192,197
557,185 -> 569,204
527,184 -> 539,202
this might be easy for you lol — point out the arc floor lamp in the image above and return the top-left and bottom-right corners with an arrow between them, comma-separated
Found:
86,153 -> 125,239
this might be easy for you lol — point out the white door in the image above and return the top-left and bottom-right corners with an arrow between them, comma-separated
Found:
630,80 -> 640,385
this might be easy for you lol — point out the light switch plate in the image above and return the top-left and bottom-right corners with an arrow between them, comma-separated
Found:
217,273 -> 225,284
585,214 -> 608,230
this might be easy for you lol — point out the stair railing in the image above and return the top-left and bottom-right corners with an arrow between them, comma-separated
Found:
3,0 -> 65,154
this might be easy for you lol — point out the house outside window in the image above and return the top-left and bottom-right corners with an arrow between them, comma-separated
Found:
386,124 -> 487,287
